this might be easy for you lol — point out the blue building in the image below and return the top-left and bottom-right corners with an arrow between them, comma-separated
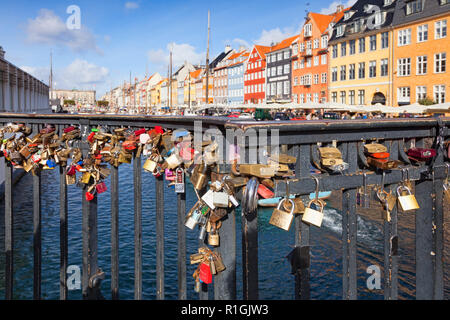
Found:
226,50 -> 249,107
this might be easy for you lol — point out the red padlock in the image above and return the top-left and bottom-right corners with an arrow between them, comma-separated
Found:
63,126 -> 76,133
257,184 -> 274,199
179,147 -> 195,161
199,261 -> 212,284
407,148 -> 436,161
67,165 -> 77,176
154,126 -> 164,134
122,141 -> 137,151
370,152 -> 390,160
87,132 -> 95,143
96,182 -> 108,194
85,191 -> 95,201
134,128 -> 146,137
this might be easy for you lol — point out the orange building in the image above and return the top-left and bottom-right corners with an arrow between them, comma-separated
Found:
392,0 -> 450,106
292,6 -> 348,104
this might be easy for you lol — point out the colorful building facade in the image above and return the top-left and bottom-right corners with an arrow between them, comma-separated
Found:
227,50 -> 249,106
244,45 -> 270,104
392,0 -> 450,106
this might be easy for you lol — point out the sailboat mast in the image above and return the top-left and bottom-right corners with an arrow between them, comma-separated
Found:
205,10 -> 210,112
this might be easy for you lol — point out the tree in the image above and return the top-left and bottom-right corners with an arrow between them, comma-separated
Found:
64,99 -> 75,106
418,96 -> 436,106
97,100 -> 109,107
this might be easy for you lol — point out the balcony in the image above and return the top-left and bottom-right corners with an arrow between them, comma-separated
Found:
301,49 -> 313,57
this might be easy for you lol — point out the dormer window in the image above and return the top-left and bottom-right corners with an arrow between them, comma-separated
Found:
337,24 -> 345,37
441,0 -> 449,5
304,23 -> 312,37
384,0 -> 394,6
344,11 -> 355,20
406,0 -> 424,15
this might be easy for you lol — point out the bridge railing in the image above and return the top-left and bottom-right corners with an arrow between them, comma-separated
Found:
0,113 -> 448,300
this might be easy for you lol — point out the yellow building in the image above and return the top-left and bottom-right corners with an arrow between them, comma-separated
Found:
328,0 -> 397,106
151,79 -> 166,106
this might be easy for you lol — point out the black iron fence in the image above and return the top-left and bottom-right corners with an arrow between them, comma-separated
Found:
0,113 -> 448,300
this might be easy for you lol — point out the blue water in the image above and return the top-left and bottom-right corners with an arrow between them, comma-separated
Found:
0,165 -> 448,300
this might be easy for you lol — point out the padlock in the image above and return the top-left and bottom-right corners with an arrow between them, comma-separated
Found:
165,152 -> 182,169
269,198 -> 295,231
269,153 -> 297,164
81,172 -> 92,184
143,156 -> 158,173
397,186 -> 419,211
66,174 -> 76,185
175,167 -> 185,193
191,163 -> 208,191
212,253 -> 226,273
165,169 -> 175,181
283,196 -> 305,214
382,199 -> 391,222
213,191 -> 229,208
302,200 -> 325,228
257,184 -> 274,199
199,261 -> 212,284
190,253 -> 204,265
209,255 -> 217,275
407,148 -> 436,161
364,143 -> 387,154
319,147 -> 342,160
185,209 -> 201,230
96,182 -> 108,194
239,164 -> 276,179
202,189 -> 216,210
208,230 -> 220,247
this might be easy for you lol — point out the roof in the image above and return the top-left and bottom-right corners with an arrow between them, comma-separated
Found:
268,35 -> 299,53
392,0 -> 450,27
329,0 -> 397,42
254,45 -> 271,59
190,69 -> 203,79
227,51 -> 250,68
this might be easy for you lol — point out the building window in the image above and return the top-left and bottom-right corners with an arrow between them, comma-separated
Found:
370,35 -> 377,51
277,66 -> 283,76
277,82 -> 282,95
306,58 -> 311,67
300,94 -> 304,103
321,54 -> 327,65
314,74 -> 319,84
284,51 -> 290,59
300,60 -> 304,68
349,64 -> 355,80
406,0 -> 424,15
321,36 -> 328,48
284,64 -> 290,74
332,92 -> 337,103
417,24 -> 428,42
416,86 -> 427,101
294,61 -> 298,70
381,32 -> 389,49
304,23 -> 312,37
340,91 -> 346,104
337,25 -> 345,37
332,45 -> 338,58
277,53 -> 283,61
293,44 -> 298,55
307,41 -> 312,50
369,61 -> 377,78
321,72 -> 327,83
314,56 -> 319,66
300,43 -> 305,52
349,90 -> 355,105
358,90 -> 365,105
359,62 -> 365,79
398,87 -> 411,103
398,29 -> 411,46
283,81 -> 290,95
314,39 -> 319,49
416,56 -> 427,75
294,77 -> 298,86
381,59 -> 388,76
398,58 -> 411,76
434,85 -> 446,103
340,65 -> 346,81
332,67 -> 338,82
341,42 -> 347,56
435,53 -> 446,73
435,20 -> 447,39
349,40 -> 356,55
359,38 -> 366,53
306,93 -> 311,102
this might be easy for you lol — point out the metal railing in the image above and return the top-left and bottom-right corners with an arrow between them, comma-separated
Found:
0,112 -> 448,300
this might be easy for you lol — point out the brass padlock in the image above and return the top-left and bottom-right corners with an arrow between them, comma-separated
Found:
239,164 -> 276,178
118,151 -> 132,164
269,198 -> 295,231
208,230 -> 220,247
81,172 -> 92,184
212,253 -> 226,273
143,157 -> 157,172
397,186 -> 419,211
191,163 -> 208,190
66,174 -> 77,185
283,196 -> 305,214
302,200 -> 325,228
364,143 -> 387,154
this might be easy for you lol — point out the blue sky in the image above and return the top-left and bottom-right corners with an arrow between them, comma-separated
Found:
0,0 -> 355,97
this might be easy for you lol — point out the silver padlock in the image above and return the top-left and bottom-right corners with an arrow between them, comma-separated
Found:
213,191 -> 229,208
201,189 -> 216,210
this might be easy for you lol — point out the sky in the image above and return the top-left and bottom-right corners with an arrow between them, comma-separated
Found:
0,0 -> 356,98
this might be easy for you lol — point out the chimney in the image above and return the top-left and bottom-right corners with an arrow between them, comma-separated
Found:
225,45 -> 232,53
0,46 -> 5,59
336,4 -> 344,13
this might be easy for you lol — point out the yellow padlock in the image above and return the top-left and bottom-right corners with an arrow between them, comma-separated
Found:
302,199 -> 325,228
269,198 -> 295,231
397,186 -> 419,211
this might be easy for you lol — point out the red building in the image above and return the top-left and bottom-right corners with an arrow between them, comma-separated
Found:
244,45 -> 271,105
292,6 -> 348,104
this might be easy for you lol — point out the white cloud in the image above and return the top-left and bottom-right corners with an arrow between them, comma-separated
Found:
25,9 -> 102,54
253,26 -> 299,46
125,2 -> 139,9
320,0 -> 357,15
21,59 -> 109,91
148,42 -> 204,72
232,38 -> 250,49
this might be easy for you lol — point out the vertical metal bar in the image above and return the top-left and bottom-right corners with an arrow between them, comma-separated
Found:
59,152 -> 68,300
133,153 -> 142,300
110,164 -> 119,300
32,124 -> 41,300
415,138 -> 433,299
4,160 -> 13,300
80,121 -> 102,300
156,175 -> 165,300
33,168 -> 42,300
215,209 -> 237,300
177,190 -> 187,300
295,144 -> 310,300
342,141 -> 357,300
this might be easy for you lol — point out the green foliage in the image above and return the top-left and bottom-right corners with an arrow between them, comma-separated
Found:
63,99 -> 75,106
97,100 -> 109,107
418,97 -> 436,106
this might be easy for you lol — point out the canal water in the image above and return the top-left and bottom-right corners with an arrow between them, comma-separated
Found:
0,165 -> 448,300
